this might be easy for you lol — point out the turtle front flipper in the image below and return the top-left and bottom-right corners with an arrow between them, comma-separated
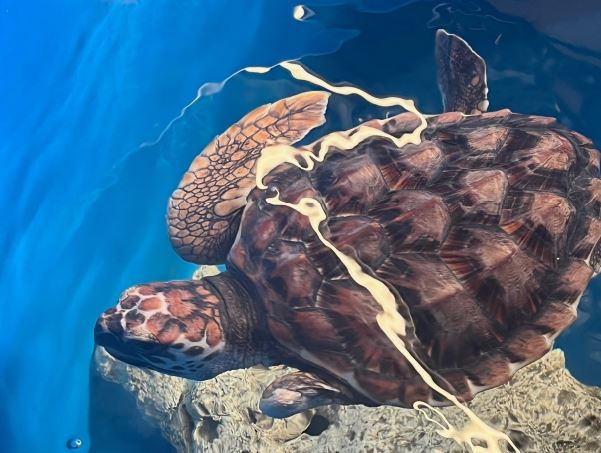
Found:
260,371 -> 362,419
435,29 -> 489,114
168,91 -> 330,264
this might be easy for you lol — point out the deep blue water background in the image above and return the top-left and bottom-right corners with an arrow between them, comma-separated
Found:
2,1 -> 601,452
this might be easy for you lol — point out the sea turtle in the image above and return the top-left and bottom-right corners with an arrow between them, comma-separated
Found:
95,30 -> 601,418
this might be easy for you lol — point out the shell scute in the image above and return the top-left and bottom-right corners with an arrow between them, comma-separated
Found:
369,140 -> 445,189
314,151 -> 388,215
499,191 -> 575,266
263,240 -> 322,308
326,216 -> 389,269
369,190 -> 449,253
465,126 -> 510,153
570,216 -> 601,262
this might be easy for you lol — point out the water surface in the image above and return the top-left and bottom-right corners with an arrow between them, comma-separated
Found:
2,1 -> 601,452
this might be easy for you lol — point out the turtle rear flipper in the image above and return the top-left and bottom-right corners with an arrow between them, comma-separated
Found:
168,91 -> 330,264
259,371 -> 361,418
435,29 -> 489,114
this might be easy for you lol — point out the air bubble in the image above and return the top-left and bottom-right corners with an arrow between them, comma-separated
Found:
66,438 -> 82,449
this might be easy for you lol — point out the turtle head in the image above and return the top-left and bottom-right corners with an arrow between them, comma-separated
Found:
95,276 -> 267,380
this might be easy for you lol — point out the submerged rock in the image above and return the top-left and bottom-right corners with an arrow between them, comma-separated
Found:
96,346 -> 601,453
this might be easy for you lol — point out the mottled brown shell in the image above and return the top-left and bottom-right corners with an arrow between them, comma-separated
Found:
229,110 -> 601,406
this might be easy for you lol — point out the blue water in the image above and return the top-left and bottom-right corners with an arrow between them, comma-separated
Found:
2,1 -> 601,452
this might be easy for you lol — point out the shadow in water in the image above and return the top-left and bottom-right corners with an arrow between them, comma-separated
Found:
88,357 -> 175,453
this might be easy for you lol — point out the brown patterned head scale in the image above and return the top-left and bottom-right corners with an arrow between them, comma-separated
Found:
95,280 -> 233,379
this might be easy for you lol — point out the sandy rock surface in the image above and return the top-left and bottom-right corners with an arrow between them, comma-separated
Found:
96,339 -> 601,453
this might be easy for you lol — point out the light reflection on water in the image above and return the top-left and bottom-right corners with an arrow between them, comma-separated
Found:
2,0 -> 601,452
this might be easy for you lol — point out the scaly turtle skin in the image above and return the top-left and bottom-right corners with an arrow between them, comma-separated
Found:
95,31 -> 601,418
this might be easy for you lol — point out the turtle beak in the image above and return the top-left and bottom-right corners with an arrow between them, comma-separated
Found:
94,311 -> 130,357
94,316 -> 120,350
94,306 -> 124,345
94,309 -> 164,368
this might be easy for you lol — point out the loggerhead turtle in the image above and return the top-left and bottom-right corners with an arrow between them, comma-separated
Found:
95,30 -> 601,418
